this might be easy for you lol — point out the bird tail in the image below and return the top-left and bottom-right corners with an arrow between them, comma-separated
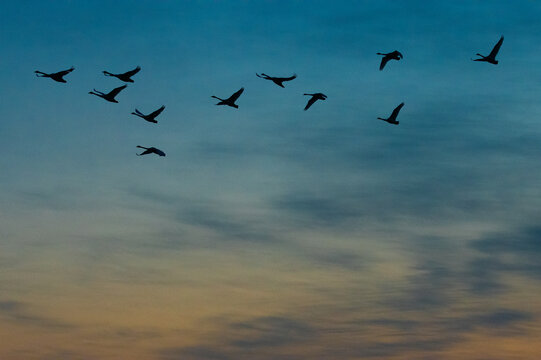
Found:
133,109 -> 144,116
103,71 -> 114,77
35,71 -> 47,77
136,145 -> 147,149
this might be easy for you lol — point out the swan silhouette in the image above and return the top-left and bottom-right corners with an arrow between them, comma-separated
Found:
472,36 -> 504,65
132,105 -> 165,124
377,51 -> 403,71
103,66 -> 141,82
34,67 -> 75,83
211,87 -> 244,108
378,102 -> 404,125
256,73 -> 297,88
303,93 -> 327,111
136,146 -> 166,157
88,85 -> 127,103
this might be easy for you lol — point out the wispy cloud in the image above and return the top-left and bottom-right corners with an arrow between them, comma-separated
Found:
0,300 -> 73,330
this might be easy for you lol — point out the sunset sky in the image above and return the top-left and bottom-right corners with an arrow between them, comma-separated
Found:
1,1 -> 541,359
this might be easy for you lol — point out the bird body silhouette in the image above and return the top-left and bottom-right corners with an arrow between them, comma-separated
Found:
378,102 -> 404,125
132,105 -> 165,124
303,93 -> 327,110
472,36 -> 504,64
34,67 -> 74,83
377,51 -> 403,70
103,66 -> 141,82
88,85 -> 127,103
136,146 -> 166,156
211,87 -> 244,108
256,73 -> 297,88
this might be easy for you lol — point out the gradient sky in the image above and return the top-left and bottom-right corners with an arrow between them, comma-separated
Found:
2,1 -> 541,359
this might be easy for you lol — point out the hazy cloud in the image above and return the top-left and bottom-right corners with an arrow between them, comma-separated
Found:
0,300 -> 73,330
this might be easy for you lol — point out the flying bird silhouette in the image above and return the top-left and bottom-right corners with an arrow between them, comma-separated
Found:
88,85 -> 127,103
378,102 -> 404,125
136,146 -> 166,157
103,66 -> 141,82
303,93 -> 327,111
211,87 -> 244,108
377,51 -> 403,71
34,67 -> 75,83
132,105 -> 165,124
256,73 -> 297,88
472,36 -> 504,64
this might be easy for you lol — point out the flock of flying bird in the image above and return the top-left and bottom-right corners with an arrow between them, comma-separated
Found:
34,35 -> 504,156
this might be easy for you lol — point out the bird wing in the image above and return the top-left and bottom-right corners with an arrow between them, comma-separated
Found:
138,149 -> 153,155
281,74 -> 297,82
390,102 -> 405,119
122,66 -> 141,77
379,56 -> 390,70
56,67 -> 75,76
108,84 -> 128,97
149,105 -> 165,118
153,148 -> 166,156
489,36 -> 504,58
228,87 -> 244,102
304,96 -> 318,111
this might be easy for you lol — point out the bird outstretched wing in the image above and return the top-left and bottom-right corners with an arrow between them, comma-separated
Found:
304,96 -> 318,111
153,148 -> 166,156
137,149 -> 152,156
56,67 -> 75,76
228,87 -> 244,102
108,84 -> 128,97
379,57 -> 389,70
149,105 -> 165,118
122,66 -> 141,77
390,102 -> 405,119
281,74 -> 297,81
489,36 -> 504,58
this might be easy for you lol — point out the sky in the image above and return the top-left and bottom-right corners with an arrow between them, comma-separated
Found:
1,0 -> 541,359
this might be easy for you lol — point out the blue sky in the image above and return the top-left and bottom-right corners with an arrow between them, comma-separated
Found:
1,1 -> 541,359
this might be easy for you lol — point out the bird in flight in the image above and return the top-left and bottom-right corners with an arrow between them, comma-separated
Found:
34,67 -> 75,83
376,51 -> 403,71
136,146 -> 166,157
88,85 -> 127,103
472,36 -> 504,65
256,73 -> 297,88
303,93 -> 327,111
103,66 -> 141,82
132,105 -> 165,124
211,87 -> 244,108
378,102 -> 404,125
